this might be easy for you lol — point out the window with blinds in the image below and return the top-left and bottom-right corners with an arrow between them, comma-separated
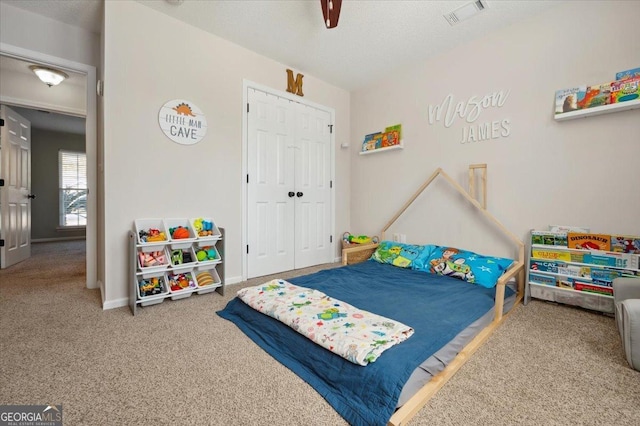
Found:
59,150 -> 87,227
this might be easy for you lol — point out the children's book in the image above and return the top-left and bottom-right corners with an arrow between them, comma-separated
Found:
531,249 -> 572,262
611,235 -> 640,254
584,252 -> 639,270
529,259 -> 564,274
361,132 -> 381,152
610,77 -> 640,103
529,272 -> 557,287
548,225 -> 590,233
555,87 -> 586,114
567,233 -> 611,251
580,83 -> 612,109
615,67 -> 640,81
574,282 -> 613,296
384,124 -> 402,140
531,231 -> 567,247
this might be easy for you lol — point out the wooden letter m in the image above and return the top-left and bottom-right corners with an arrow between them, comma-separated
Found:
286,69 -> 304,96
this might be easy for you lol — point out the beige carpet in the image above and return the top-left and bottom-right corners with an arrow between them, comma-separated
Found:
1,241 -> 639,425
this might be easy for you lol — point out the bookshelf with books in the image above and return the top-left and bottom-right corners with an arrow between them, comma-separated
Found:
525,227 -> 640,314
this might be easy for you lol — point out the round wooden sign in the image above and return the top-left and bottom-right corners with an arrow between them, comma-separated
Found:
158,99 -> 207,145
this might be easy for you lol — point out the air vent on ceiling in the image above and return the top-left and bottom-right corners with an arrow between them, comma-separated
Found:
444,0 -> 488,26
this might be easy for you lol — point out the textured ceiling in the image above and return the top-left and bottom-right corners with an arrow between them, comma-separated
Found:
3,0 -> 565,91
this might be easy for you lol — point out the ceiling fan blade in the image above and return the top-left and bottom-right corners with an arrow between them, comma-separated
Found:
320,0 -> 342,29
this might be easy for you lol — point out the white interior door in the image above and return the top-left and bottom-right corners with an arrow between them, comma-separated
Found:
0,105 -> 32,268
293,103 -> 332,269
247,88 -> 296,278
246,88 -> 333,278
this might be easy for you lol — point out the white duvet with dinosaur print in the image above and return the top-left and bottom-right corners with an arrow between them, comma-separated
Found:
237,279 -> 414,366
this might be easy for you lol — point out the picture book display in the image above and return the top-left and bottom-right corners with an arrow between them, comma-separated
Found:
554,65 -> 640,116
529,227 -> 640,301
361,124 -> 402,153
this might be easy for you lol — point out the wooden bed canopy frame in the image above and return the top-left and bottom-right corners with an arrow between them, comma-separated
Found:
342,164 -> 525,426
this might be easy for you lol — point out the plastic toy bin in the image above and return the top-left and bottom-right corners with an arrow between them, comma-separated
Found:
168,245 -> 198,268
190,217 -> 222,240
137,272 -> 169,306
166,270 -> 198,300
137,246 -> 170,272
135,218 -> 169,245
164,218 -> 197,242
193,242 -> 221,265
194,266 -> 222,295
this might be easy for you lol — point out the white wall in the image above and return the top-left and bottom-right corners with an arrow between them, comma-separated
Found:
0,2 -> 99,68
349,1 -> 640,260
103,1 -> 350,305
0,66 -> 86,115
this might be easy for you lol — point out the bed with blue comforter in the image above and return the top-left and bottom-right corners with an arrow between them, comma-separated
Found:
218,260 -> 515,426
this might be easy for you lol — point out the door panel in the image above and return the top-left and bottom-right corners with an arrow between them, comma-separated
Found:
247,89 -> 295,278
0,105 -> 32,268
293,103 -> 331,269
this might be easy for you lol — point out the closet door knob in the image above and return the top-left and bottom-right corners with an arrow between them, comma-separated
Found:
28,194 -> 36,199
296,192 -> 303,197
288,191 -> 295,197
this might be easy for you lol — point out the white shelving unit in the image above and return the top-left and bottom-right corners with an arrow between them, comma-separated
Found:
129,218 -> 225,316
524,230 -> 640,314
554,99 -> 640,121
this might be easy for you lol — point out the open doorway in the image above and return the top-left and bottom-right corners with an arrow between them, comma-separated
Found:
0,49 -> 98,296
13,106 -> 87,242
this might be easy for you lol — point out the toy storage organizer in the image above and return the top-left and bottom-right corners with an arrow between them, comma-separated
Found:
129,218 -> 225,316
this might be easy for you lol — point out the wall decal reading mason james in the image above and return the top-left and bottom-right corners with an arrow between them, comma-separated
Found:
428,90 -> 510,144
159,99 -> 207,145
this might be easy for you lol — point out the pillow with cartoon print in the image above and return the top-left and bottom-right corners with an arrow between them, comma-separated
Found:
412,245 -> 514,288
370,241 -> 435,268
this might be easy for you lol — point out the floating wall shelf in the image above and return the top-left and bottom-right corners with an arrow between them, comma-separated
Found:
359,140 -> 404,156
554,99 -> 640,121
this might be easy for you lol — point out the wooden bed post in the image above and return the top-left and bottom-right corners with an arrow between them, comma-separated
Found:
468,163 -> 487,209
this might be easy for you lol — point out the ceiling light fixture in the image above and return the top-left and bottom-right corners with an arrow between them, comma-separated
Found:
29,65 -> 69,87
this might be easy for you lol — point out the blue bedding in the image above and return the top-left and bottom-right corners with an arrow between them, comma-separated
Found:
217,260 -> 513,426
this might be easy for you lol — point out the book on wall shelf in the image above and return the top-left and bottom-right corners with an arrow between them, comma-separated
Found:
525,227 -> 640,314
554,67 -> 640,121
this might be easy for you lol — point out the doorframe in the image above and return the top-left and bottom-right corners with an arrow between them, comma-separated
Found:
241,79 -> 336,281
0,42 -> 99,293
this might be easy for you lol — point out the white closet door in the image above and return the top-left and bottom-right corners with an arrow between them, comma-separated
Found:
293,103 -> 332,269
247,88 -> 296,278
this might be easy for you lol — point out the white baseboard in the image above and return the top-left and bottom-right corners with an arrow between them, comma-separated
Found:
102,297 -> 128,310
225,275 -> 243,285
32,236 -> 86,243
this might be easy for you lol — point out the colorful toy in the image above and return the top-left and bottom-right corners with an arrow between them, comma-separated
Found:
167,273 -> 196,292
193,218 -> 216,237
170,226 -> 190,239
138,250 -> 167,268
138,276 -> 165,297
342,232 -> 379,245
195,271 -> 215,287
196,246 -> 217,261
139,228 -> 166,243
171,249 -> 193,265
